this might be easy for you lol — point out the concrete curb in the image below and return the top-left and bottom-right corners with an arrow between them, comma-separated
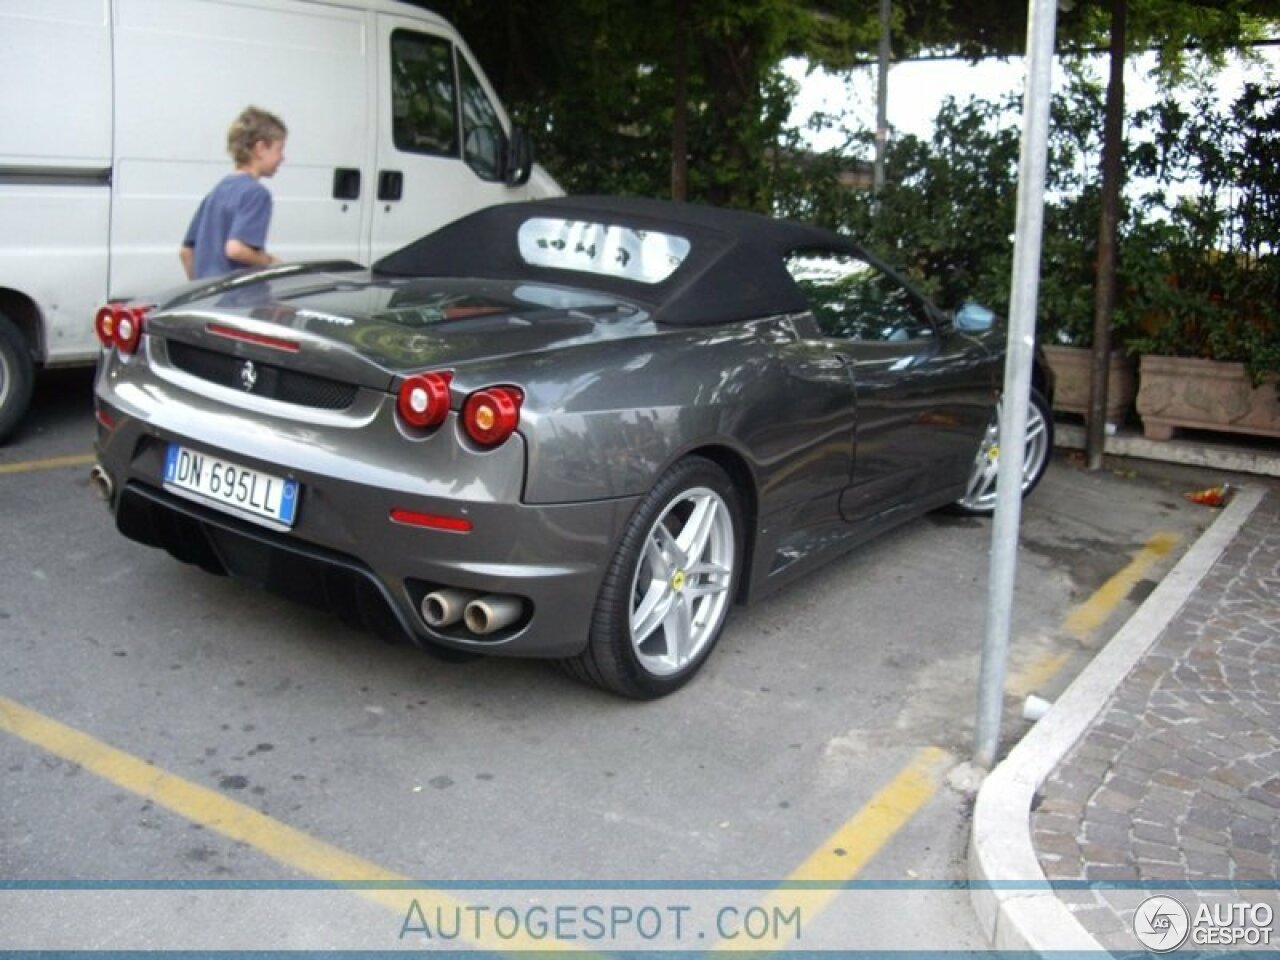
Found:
1054,422 -> 1280,478
967,483 -> 1267,952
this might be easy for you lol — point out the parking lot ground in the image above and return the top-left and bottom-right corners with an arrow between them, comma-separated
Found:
0,368 -> 1234,951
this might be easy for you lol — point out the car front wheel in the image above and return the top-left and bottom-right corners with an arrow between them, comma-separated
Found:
561,456 -> 742,699
953,389 -> 1053,515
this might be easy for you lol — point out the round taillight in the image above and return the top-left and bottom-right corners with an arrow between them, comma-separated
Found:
107,305 -> 151,355
462,386 -> 523,447
94,306 -> 116,347
398,371 -> 452,428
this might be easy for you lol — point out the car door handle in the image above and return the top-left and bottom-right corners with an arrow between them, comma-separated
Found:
811,353 -> 850,370
332,168 -> 361,200
378,170 -> 404,202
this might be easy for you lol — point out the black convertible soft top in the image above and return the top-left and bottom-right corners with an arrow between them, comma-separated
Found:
372,195 -> 863,327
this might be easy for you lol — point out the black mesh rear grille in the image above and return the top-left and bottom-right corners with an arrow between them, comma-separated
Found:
116,482 -> 416,646
165,339 -> 358,410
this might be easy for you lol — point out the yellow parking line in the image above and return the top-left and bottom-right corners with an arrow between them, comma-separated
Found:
0,696 -> 399,882
734,531 -> 1186,947
0,530 -> 1187,955
0,696 -> 582,953
1061,530 -> 1181,640
3,531 -> 1180,946
0,452 -> 96,475
784,745 -> 952,882
4,689 -> 953,952
1005,650 -> 1072,700
711,745 -> 953,951
1007,530 -> 1182,697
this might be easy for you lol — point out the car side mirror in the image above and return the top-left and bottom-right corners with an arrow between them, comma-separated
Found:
504,126 -> 533,187
954,301 -> 996,332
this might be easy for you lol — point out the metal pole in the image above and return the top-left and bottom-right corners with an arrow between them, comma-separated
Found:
973,0 -> 1058,770
874,0 -> 890,194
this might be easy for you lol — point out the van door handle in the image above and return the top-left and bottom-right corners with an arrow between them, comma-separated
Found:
377,170 -> 404,201
333,168 -> 361,200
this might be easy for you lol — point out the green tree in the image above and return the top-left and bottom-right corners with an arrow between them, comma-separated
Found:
895,0 -> 1279,462
1125,82 -> 1280,385
423,0 -> 886,209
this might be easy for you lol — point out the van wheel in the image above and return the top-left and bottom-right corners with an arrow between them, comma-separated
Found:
0,313 -> 35,444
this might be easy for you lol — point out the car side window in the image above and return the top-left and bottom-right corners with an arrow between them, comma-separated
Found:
459,55 -> 505,181
786,251 -> 935,342
391,29 -> 458,157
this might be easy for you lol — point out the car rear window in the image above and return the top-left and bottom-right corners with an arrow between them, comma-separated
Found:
517,217 -> 691,284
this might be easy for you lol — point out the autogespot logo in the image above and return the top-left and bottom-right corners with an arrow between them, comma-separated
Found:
1134,895 -> 1191,952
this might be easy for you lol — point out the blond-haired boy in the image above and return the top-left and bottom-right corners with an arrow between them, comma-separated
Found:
180,106 -> 287,279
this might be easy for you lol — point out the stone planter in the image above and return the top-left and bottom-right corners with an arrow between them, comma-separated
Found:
1042,345 -> 1137,426
1136,354 -> 1280,441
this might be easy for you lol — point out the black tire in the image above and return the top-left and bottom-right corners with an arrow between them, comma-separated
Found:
952,388 -> 1053,515
0,313 -> 35,445
559,456 -> 743,699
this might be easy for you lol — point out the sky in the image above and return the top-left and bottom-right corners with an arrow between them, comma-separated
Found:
784,46 -> 1280,149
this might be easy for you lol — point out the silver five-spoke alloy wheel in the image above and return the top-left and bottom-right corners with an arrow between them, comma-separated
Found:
629,485 -> 736,677
955,390 -> 1052,514
567,456 -> 742,698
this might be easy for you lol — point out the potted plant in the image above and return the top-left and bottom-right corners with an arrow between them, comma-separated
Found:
1128,242 -> 1280,440
1125,82 -> 1280,441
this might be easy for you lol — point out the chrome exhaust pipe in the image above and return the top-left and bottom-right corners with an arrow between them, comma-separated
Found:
89,464 -> 114,502
463,594 -> 524,636
421,588 -> 482,628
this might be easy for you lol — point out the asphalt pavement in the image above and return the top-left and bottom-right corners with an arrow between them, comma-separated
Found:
970,431 -> 1280,953
5,368 -> 1278,953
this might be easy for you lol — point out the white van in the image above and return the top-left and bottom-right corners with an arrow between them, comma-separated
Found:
0,0 -> 562,441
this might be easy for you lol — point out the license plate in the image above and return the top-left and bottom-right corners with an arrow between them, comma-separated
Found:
163,444 -> 300,529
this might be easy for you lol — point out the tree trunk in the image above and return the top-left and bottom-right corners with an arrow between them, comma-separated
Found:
1086,0 -> 1126,469
700,31 -> 762,209
671,0 -> 689,201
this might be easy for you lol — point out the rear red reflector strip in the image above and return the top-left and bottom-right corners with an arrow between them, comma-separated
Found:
389,508 -> 472,533
95,408 -> 116,430
207,323 -> 301,353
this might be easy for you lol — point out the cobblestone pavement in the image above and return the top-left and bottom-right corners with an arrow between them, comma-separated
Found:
1031,488 -> 1280,950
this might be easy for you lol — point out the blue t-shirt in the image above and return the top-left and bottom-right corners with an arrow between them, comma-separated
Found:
182,173 -> 274,279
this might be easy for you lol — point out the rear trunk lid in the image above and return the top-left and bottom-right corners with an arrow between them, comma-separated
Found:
146,269 -> 648,392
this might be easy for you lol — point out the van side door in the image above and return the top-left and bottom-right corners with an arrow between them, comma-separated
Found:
110,0 -> 370,289
372,15 -> 527,262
